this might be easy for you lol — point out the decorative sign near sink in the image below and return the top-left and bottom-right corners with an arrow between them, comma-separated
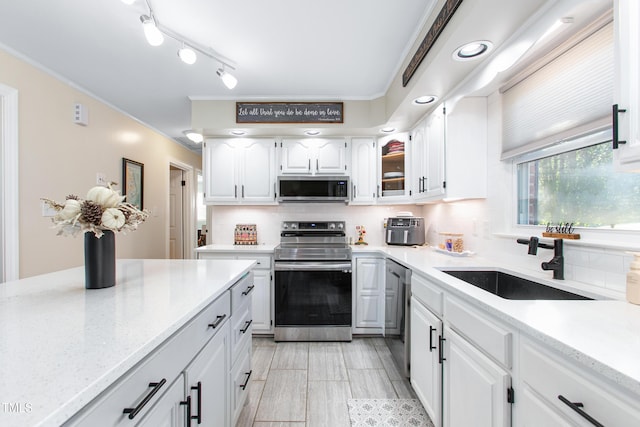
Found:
236,102 -> 343,123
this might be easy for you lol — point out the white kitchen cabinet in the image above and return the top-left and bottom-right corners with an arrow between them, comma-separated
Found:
353,256 -> 385,332
424,108 -> 446,200
183,324 -> 230,427
203,138 -> 276,204
613,0 -> 640,172
279,138 -> 348,175
378,132 -> 412,202
443,326 -> 510,427
410,119 -> 430,201
410,295 -> 443,427
350,137 -> 377,204
518,337 -> 640,427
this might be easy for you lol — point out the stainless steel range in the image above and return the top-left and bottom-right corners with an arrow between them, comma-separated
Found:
274,221 -> 352,341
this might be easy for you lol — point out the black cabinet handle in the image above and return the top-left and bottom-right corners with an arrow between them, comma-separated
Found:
123,378 -> 166,419
613,103 -> 627,149
240,370 -> 253,390
241,185 -> 245,198
558,395 -> 604,427
191,381 -> 202,424
438,336 -> 446,364
234,185 -> 238,198
180,395 -> 192,427
241,285 -> 255,296
240,319 -> 253,334
208,314 -> 227,329
429,326 -> 436,351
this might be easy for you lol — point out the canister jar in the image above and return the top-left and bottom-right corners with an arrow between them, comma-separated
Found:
439,232 -> 464,252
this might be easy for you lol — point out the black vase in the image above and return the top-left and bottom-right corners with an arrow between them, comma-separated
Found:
84,230 -> 116,289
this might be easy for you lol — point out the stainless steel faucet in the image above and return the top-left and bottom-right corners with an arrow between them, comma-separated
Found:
517,237 -> 564,280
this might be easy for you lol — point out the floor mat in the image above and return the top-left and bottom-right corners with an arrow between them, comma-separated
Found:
347,398 -> 434,427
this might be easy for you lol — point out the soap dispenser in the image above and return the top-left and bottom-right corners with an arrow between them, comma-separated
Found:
627,252 -> 640,305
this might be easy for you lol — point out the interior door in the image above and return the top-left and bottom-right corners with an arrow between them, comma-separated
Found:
169,167 -> 184,259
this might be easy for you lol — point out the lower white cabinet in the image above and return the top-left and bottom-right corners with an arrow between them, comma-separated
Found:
410,296 -> 442,426
443,326 -> 510,427
518,337 -> 640,427
136,375 -> 186,427
353,256 -> 385,331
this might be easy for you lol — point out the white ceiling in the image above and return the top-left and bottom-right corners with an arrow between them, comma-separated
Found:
0,0 -> 612,151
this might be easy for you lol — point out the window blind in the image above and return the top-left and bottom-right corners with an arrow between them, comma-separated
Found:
501,20 -> 613,160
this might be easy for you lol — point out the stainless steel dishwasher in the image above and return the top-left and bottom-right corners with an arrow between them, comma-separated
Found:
384,259 -> 411,378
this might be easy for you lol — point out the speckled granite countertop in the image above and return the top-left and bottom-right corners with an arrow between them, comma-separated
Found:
0,259 -> 255,427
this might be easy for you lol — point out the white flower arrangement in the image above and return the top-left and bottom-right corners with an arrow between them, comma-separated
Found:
42,182 -> 149,238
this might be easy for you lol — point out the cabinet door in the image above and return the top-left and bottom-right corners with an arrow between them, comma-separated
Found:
410,297 -> 442,427
355,257 -> 384,329
424,110 -> 445,199
184,323 -> 230,427
136,375 -> 186,427
518,386 -> 573,427
280,139 -> 313,174
203,139 -> 239,203
240,139 -> 276,203
411,121 -> 428,201
443,326 -> 510,427
250,268 -> 272,333
350,138 -> 377,204
614,0 -> 640,171
379,133 -> 411,201
315,138 -> 347,174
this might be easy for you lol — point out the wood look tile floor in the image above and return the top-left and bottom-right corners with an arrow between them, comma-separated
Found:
236,337 -> 416,427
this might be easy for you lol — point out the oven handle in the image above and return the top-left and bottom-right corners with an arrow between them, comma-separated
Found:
275,262 -> 352,272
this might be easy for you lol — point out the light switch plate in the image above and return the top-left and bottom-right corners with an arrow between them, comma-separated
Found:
96,172 -> 107,186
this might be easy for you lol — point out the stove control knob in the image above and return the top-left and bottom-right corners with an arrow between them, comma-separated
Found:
328,223 -> 336,230
291,223 -> 297,229
282,223 -> 289,230
337,223 -> 344,230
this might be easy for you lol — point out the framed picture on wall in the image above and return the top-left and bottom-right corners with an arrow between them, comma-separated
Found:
122,158 -> 144,210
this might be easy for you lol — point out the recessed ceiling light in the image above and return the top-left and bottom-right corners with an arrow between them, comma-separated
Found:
230,130 -> 246,136
183,130 -> 203,143
380,127 -> 396,133
452,40 -> 493,61
412,95 -> 438,105
305,130 -> 320,136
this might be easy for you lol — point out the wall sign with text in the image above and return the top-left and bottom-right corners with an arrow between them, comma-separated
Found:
236,102 -> 344,124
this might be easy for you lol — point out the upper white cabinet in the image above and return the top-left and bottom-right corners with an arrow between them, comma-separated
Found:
613,0 -> 640,171
279,138 -> 348,175
378,132 -> 412,202
203,138 -> 277,205
350,138 -> 377,204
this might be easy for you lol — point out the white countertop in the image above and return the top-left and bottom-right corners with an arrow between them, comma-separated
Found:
195,243 -> 278,253
0,259 -> 255,427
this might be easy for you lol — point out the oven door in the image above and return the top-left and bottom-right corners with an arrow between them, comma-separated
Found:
274,261 -> 352,330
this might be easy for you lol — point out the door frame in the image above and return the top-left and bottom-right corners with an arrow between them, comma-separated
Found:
167,159 -> 195,259
0,83 -> 19,282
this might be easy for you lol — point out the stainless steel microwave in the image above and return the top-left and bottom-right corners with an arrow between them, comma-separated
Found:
277,176 -> 349,203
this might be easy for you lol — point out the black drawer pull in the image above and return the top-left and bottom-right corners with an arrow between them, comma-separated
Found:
191,381 -> 202,424
180,395 -> 192,427
240,370 -> 252,390
241,285 -> 255,296
558,395 -> 605,427
123,378 -> 166,419
429,326 -> 437,351
240,319 -> 253,334
438,336 -> 446,364
208,314 -> 227,329
612,104 -> 627,149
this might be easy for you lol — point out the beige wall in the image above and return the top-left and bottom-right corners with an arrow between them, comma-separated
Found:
0,48 -> 201,278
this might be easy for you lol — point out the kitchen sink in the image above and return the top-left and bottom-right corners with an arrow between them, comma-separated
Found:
441,270 -> 592,300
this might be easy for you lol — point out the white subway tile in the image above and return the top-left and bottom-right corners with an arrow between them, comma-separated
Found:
589,252 -> 624,274
605,272 -> 626,292
573,266 -> 606,288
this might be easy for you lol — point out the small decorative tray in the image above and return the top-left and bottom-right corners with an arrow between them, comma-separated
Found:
434,247 -> 475,257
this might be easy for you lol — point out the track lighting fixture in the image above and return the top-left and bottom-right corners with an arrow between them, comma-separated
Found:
216,68 -> 238,90
178,44 -> 197,65
140,15 -> 164,46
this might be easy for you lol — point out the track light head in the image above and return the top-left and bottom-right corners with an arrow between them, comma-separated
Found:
178,46 -> 197,65
140,15 -> 164,46
216,68 -> 238,89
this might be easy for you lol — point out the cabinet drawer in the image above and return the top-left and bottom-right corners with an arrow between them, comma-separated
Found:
231,301 -> 253,359
521,339 -> 640,426
65,292 -> 230,426
444,297 -> 512,368
411,273 -> 443,317
231,339 -> 252,425
236,255 -> 271,269
231,272 -> 255,314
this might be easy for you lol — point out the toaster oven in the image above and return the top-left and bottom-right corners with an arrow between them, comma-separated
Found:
385,217 -> 426,246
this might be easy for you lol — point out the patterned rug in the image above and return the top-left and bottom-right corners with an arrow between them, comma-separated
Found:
347,399 -> 434,427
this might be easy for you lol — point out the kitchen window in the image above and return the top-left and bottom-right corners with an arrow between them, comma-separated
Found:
516,129 -> 640,229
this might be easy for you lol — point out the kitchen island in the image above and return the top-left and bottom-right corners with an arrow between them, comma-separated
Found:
0,258 -> 255,427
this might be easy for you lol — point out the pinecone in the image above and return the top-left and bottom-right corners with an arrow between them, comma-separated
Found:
81,201 -> 104,225
66,194 -> 79,200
